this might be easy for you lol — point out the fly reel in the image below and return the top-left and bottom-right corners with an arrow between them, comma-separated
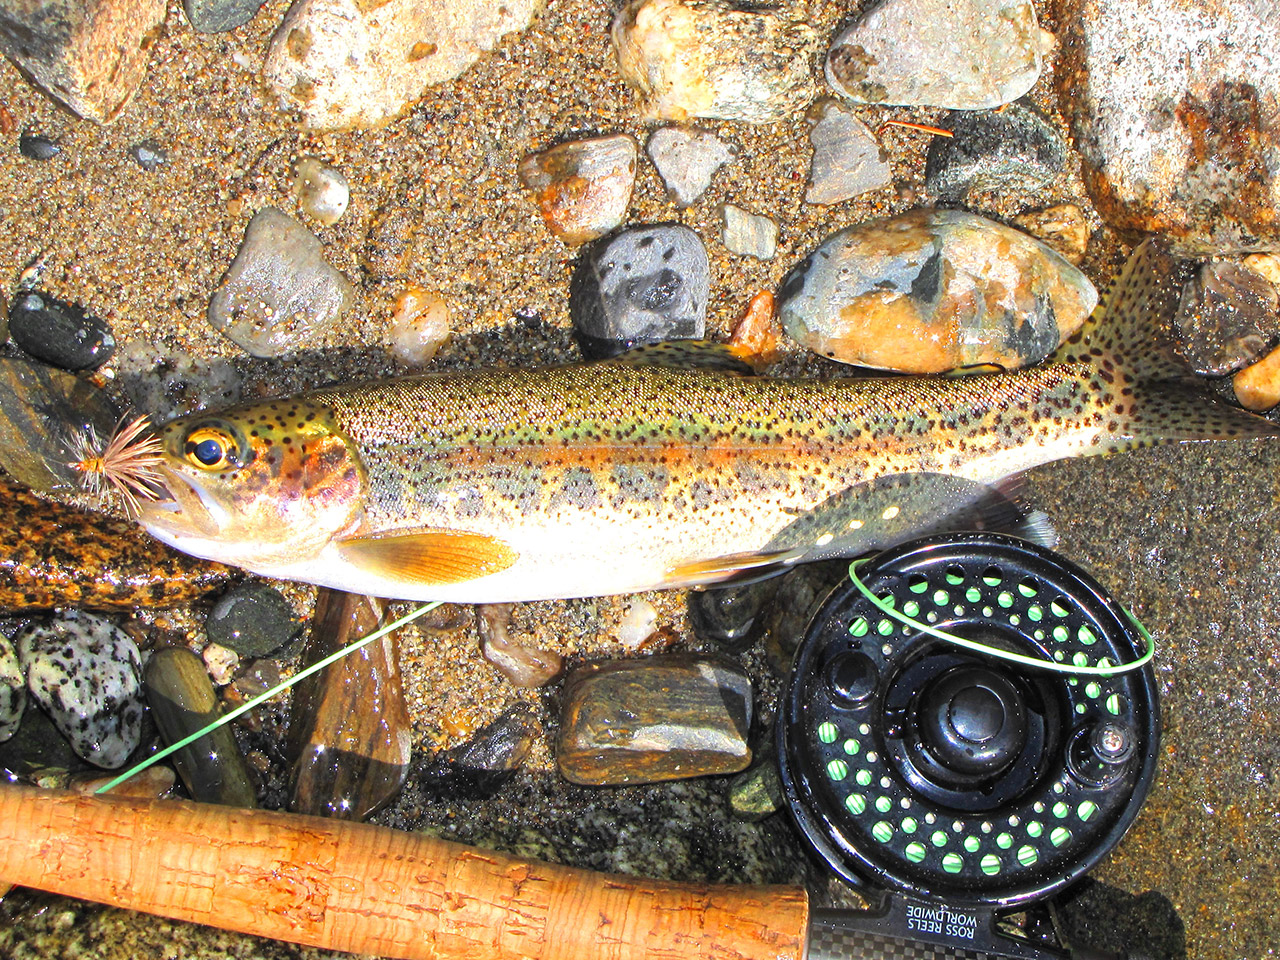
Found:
778,533 -> 1159,958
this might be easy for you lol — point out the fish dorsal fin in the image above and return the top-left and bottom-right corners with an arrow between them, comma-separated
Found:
336,529 -> 517,585
606,340 -> 757,375
1046,238 -> 1191,381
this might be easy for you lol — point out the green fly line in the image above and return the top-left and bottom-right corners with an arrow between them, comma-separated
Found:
847,559 -> 1154,677
95,600 -> 442,795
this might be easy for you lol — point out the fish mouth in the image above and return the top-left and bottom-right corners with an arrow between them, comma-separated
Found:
135,466 -> 224,541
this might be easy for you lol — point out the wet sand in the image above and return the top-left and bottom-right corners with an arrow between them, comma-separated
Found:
0,0 -> 1276,956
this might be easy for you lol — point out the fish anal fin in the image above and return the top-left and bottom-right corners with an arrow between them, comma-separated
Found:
336,529 -> 517,586
608,340 -> 757,375
666,547 -> 805,588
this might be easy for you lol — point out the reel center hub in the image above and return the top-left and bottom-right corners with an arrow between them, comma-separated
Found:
918,666 -> 1027,778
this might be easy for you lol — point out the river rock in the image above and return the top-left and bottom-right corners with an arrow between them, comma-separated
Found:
289,591 -> 412,819
728,741 -> 783,821
1011,204 -> 1090,265
826,0 -> 1053,109
0,634 -> 24,742
805,99 -> 891,205
517,134 -> 638,244
721,204 -> 777,260
129,139 -> 167,171
116,342 -> 243,422
476,603 -> 561,687
557,653 -> 753,786
612,0 -> 819,123
143,647 -> 257,807
205,582 -> 303,658
688,579 -> 779,649
417,702 -> 538,798
207,207 -> 355,358
264,0 -> 544,131
776,209 -> 1097,373
1174,259 -> 1280,376
0,0 -> 166,122
1055,0 -> 1280,255
1234,342 -> 1280,412
8,290 -> 115,371
18,133 -> 60,160
16,611 -> 143,769
569,224 -> 709,359
646,127 -> 735,207
291,157 -> 350,226
727,290 -> 783,369
924,102 -> 1066,202
388,285 -> 451,367
183,0 -> 265,32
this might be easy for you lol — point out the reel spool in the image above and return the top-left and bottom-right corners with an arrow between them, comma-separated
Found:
778,533 -> 1159,957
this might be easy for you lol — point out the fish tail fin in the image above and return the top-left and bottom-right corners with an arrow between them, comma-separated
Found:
1052,238 -> 1280,449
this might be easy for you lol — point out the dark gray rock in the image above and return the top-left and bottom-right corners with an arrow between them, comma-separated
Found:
16,611 -> 144,769
1175,259 -> 1280,376
688,579 -> 779,649
129,139 -> 167,171
8,291 -> 115,370
183,0 -> 265,32
143,646 -> 257,807
205,582 -> 303,658
18,134 -> 60,160
924,102 -> 1066,202
569,224 -> 709,359
417,702 -> 539,799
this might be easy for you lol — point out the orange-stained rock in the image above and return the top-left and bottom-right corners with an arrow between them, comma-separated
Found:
518,135 -> 637,245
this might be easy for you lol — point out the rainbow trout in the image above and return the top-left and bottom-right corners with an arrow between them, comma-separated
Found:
135,241 -> 1278,602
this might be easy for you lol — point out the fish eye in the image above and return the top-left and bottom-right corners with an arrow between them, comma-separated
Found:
183,425 -> 239,470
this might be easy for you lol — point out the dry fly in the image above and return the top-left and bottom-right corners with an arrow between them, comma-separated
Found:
69,414 -> 168,516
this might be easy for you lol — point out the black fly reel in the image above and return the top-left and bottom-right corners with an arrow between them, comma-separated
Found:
779,533 -> 1159,958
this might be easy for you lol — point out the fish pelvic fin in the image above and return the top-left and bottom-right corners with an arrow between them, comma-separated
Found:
336,529 -> 518,586
1052,238 -> 1280,451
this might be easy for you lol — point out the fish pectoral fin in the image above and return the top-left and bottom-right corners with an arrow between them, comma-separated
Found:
665,547 -> 806,588
336,529 -> 517,585
607,340 -> 757,375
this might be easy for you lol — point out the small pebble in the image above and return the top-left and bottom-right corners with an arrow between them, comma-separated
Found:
613,599 -> 658,650
924,102 -> 1066,202
129,140 -> 168,171
1234,342 -> 1280,412
1176,259 -> 1280,376
8,290 -> 115,371
205,582 -> 303,658
804,99 -> 892,205
16,611 -> 144,769
776,208 -> 1097,373
388,286 -> 451,366
476,603 -> 562,687
569,224 -> 709,359
417,702 -> 539,799
727,743 -> 784,821
1244,254 -> 1280,288
646,127 -> 735,207
688,579 -> 779,649
202,643 -> 240,686
727,291 -> 782,370
291,157 -> 350,226
0,633 -> 25,742
19,133 -> 60,160
183,0 -> 265,32
517,134 -> 638,244
208,207 -> 355,357
720,204 -> 778,260
1011,204 -> 1091,265
72,763 -> 176,799
557,653 -> 753,786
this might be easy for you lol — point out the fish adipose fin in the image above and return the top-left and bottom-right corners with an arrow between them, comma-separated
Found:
336,529 -> 517,585
1052,238 -> 1280,450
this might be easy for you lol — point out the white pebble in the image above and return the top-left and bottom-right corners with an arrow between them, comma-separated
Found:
291,157 -> 350,226
389,286 -> 451,367
721,204 -> 778,260
614,599 -> 659,650
202,643 -> 241,686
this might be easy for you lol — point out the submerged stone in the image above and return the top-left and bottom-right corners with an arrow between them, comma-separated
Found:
417,702 -> 538,799
557,653 -> 753,785
1011,204 -> 1091,266
16,611 -> 143,769
612,0 -> 819,123
291,157 -> 350,226
924,102 -> 1066,202
776,208 -> 1097,373
9,290 -> 115,371
183,0 -> 265,32
688,578 -> 779,649
805,99 -> 891,205
476,603 -> 562,687
205,582 -> 303,658
518,134 -> 638,244
143,647 -> 257,807
1175,259 -> 1280,376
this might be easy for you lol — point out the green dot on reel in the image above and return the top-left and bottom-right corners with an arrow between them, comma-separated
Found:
845,793 -> 866,815
903,600 -> 920,617
1027,821 -> 1044,838
996,832 -> 1013,849
933,589 -> 949,606
997,591 -> 1014,608
1077,800 -> 1099,822
1085,681 -> 1101,699
850,617 -> 869,637
980,854 -> 1001,875
1050,599 -> 1070,618
942,852 -> 964,873
1027,604 -> 1043,622
877,618 -> 894,636
1051,826 -> 1072,847
905,841 -> 927,863
855,769 -> 872,786
909,575 -> 928,594
1017,845 -> 1039,867
817,722 -> 837,744
872,821 -> 893,842
1052,625 -> 1069,643
945,567 -> 965,586
931,830 -> 948,847
901,817 -> 918,834
1106,693 -> 1122,716
965,586 -> 982,602
1078,625 -> 1098,645
963,836 -> 980,853
1018,579 -> 1038,598
875,796 -> 893,814
1053,801 -> 1070,818
826,759 -> 849,781
844,738 -> 860,755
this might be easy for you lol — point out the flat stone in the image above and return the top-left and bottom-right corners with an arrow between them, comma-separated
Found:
205,582 -> 303,658
557,653 -> 753,786
183,0 -> 265,33
1011,204 -> 1091,265
9,290 -> 115,371
288,590 -> 412,819
16,611 -> 143,769
264,0 -> 544,131
721,204 -> 777,260
0,0 -> 166,122
612,0 -> 819,123
646,127 -> 735,207
417,702 -> 538,799
18,133 -> 59,160
1175,259 -> 1280,376
291,157 -> 349,226
826,0 -> 1052,109
0,634 -> 24,742
207,207 -> 355,358
1055,0 -> 1280,255
517,134 -> 637,244
924,101 -> 1066,202
776,208 -> 1097,373
476,603 -> 561,687
805,99 -> 891,205
569,224 -> 709,359
143,646 -> 257,807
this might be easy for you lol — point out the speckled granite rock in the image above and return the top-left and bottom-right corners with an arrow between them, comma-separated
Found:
804,98 -> 892,205
1055,0 -> 1280,255
518,134 -> 638,244
1012,203 -> 1091,265
776,208 -> 1097,373
612,0 -> 819,122
0,633 -> 24,742
826,0 -> 1053,109
924,101 -> 1066,202
0,0 -> 166,121
264,0 -> 545,130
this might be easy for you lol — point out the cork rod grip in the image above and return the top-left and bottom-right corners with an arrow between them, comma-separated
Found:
0,787 -> 809,960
